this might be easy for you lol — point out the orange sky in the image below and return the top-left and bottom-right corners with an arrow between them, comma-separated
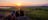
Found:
0,0 -> 47,6
0,2 -> 32,6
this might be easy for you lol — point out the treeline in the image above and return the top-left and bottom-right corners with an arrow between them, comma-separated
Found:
35,8 -> 48,11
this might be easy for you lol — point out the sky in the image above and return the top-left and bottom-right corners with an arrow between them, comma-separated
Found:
0,0 -> 48,6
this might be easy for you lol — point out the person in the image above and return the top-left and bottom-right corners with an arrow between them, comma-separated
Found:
4,10 -> 15,20
20,9 -> 24,16
4,13 -> 15,20
5,9 -> 30,20
0,14 -> 4,20
16,9 -> 24,17
11,10 -> 15,16
15,9 -> 30,20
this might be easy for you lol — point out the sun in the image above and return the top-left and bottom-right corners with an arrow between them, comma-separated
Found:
16,3 -> 22,6
14,3 -> 22,10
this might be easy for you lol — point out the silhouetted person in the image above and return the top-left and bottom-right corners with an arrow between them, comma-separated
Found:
16,11 -> 19,17
16,10 -> 30,20
5,15 -> 11,20
0,14 -> 4,20
11,10 -> 15,16
5,14 -> 16,20
16,9 -> 24,17
4,10 -> 16,20
20,9 -> 24,16
5,9 -> 30,20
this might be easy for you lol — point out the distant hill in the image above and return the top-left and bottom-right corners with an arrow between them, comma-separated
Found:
41,4 -> 48,7
43,4 -> 48,6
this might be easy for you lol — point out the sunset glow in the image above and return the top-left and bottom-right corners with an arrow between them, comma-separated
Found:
16,3 -> 22,6
15,3 -> 22,10
0,0 -> 47,6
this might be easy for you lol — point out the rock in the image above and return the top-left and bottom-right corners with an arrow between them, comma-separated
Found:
17,16 -> 30,20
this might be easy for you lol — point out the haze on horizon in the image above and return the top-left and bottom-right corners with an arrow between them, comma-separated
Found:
0,0 -> 48,6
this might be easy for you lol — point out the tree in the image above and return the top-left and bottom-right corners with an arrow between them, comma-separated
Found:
39,8 -> 42,10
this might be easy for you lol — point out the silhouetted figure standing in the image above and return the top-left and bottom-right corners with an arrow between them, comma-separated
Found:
16,9 -> 30,20
16,9 -> 24,17
20,10 -> 24,16
0,14 -> 4,20
4,10 -> 16,20
5,9 -> 30,20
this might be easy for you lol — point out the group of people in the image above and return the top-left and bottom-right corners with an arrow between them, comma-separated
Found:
0,10 -> 30,20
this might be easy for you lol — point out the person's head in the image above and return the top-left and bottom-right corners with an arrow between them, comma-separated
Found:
11,10 -> 15,16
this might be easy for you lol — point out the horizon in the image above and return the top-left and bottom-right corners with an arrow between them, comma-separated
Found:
0,0 -> 48,6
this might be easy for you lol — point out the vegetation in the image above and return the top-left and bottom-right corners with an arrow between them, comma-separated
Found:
24,7 -> 48,20
0,7 -> 48,20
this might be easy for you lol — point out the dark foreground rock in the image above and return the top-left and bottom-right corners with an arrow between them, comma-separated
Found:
16,16 -> 31,20
4,16 -> 31,20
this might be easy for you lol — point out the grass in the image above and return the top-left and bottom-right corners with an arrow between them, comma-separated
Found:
0,7 -> 48,20
24,8 -> 48,20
